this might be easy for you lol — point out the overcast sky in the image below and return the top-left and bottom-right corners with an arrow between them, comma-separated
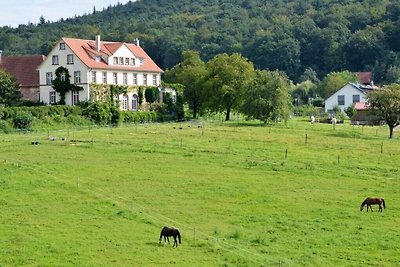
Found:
0,0 -> 132,27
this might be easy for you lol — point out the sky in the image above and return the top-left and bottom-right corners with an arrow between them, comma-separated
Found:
0,0 -> 132,27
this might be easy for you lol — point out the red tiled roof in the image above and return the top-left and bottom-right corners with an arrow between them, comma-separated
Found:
62,37 -> 163,73
357,72 -> 372,84
0,55 -> 45,87
354,102 -> 369,110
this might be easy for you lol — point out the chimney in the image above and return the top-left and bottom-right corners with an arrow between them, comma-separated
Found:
134,38 -> 140,47
95,35 -> 101,52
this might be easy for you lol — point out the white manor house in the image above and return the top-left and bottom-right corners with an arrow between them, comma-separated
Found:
38,35 -> 164,110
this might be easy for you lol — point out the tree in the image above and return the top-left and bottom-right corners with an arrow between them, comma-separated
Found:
241,70 -> 291,123
163,51 -> 207,118
52,66 -> 83,105
0,69 -> 21,106
367,84 -> 400,139
205,53 -> 255,120
144,87 -> 159,110
317,71 -> 358,99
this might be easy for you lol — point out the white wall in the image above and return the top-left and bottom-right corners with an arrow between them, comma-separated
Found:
324,84 -> 367,113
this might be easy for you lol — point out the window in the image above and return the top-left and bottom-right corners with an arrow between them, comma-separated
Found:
74,71 -> 81,84
59,43 -> 66,50
353,95 -> 360,103
122,94 -> 128,110
60,72 -> 66,82
338,95 -> 345,106
46,72 -> 53,85
143,74 -> 147,86
132,94 -> 138,111
102,72 -> 107,84
140,58 -> 144,64
113,57 -> 118,65
152,74 -> 157,86
119,57 -> 123,65
133,73 -> 137,85
72,91 -> 79,106
131,58 -> 135,66
92,71 -> 97,83
123,73 -> 128,85
113,73 -> 118,84
52,55 -> 59,65
67,54 -> 74,64
125,58 -> 129,65
49,91 -> 56,104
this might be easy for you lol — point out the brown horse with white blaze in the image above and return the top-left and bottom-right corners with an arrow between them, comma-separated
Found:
360,197 -> 386,212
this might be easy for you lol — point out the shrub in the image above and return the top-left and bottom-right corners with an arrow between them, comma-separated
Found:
0,120 -> 11,133
12,111 -> 33,130
82,102 -> 110,125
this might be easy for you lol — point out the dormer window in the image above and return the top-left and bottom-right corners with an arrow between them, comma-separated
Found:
131,58 -> 136,66
59,43 -> 66,50
125,58 -> 129,65
113,57 -> 118,65
52,55 -> 59,65
119,57 -> 123,65
95,56 -> 101,62
140,58 -> 144,64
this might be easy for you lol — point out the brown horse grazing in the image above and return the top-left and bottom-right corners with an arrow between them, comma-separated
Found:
159,226 -> 181,247
360,197 -> 386,212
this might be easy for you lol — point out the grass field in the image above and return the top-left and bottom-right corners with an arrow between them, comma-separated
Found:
1,118 -> 400,266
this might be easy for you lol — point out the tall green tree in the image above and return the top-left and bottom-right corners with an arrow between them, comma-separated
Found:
241,70 -> 291,123
0,69 -> 21,106
317,71 -> 358,99
367,84 -> 400,139
163,51 -> 207,118
205,53 -> 255,121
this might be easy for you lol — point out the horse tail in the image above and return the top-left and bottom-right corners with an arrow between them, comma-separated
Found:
382,198 -> 386,209
177,230 -> 181,244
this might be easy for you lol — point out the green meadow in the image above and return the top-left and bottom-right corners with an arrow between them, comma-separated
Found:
1,119 -> 400,266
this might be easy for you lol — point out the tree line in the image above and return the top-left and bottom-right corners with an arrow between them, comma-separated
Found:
1,0 -> 400,83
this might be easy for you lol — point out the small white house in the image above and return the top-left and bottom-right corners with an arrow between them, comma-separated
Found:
324,83 -> 374,113
38,35 -> 164,110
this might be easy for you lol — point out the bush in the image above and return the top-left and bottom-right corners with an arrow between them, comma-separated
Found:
13,111 -> 33,130
82,102 -> 110,125
0,120 -> 12,133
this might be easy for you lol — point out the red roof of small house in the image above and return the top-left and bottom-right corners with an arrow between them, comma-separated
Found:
357,72 -> 372,85
0,55 -> 45,87
354,102 -> 369,110
62,37 -> 163,73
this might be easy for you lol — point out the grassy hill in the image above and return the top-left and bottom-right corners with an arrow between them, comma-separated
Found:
1,119 -> 399,265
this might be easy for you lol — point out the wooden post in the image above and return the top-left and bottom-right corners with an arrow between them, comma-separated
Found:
201,120 -> 204,136
180,138 -> 183,147
193,227 -> 196,244
381,141 -> 383,154
305,133 -> 308,144
285,148 -> 288,159
337,155 -> 340,165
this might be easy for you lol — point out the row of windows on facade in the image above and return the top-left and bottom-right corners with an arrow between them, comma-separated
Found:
337,94 -> 360,106
52,54 -> 74,65
53,54 -> 142,67
46,71 -> 157,86
48,91 -> 139,111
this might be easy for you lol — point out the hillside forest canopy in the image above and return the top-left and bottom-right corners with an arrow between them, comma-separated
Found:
1,0 -> 400,84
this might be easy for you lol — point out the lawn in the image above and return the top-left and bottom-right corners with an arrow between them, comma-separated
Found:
1,118 -> 399,266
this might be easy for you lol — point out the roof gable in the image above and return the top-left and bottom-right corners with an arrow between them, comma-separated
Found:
61,37 -> 163,73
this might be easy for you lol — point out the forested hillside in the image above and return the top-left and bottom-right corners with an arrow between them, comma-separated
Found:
1,0 -> 400,83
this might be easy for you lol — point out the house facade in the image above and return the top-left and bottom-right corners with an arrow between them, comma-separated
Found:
38,36 -> 163,110
324,83 -> 374,113
0,54 -> 46,102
